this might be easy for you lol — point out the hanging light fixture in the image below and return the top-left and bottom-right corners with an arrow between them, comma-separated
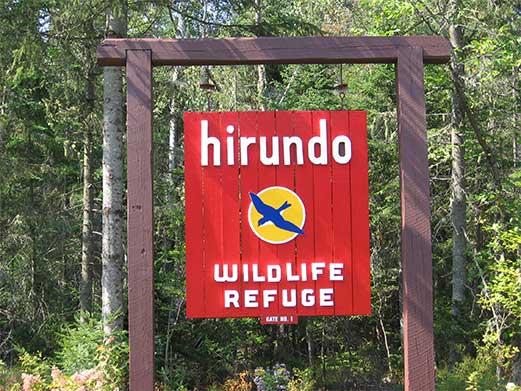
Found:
331,64 -> 348,108
199,66 -> 216,91
199,66 -> 217,111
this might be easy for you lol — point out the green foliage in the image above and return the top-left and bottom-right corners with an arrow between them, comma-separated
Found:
56,314 -> 106,375
1,315 -> 127,390
287,368 -> 315,391
1,0 -> 520,389
437,352 -> 504,391
56,313 -> 128,386
253,364 -> 291,390
222,371 -> 253,391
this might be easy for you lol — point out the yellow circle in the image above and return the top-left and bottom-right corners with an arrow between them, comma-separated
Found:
248,186 -> 306,244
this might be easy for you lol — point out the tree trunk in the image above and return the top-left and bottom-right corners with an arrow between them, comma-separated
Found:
168,88 -> 177,200
167,11 -> 186,204
80,71 -> 95,314
305,321 -> 313,367
513,67 -> 519,169
255,0 -> 266,110
102,2 -> 127,335
448,0 -> 467,365
0,86 -> 6,151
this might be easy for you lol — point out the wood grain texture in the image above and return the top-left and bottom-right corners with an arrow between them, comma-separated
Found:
293,111 -> 316,316
311,111 -> 334,316
330,111 -> 353,315
238,111 -> 261,318
126,50 -> 154,391
221,112 -> 241,314
201,113 -> 224,315
349,111 -> 371,314
185,112 -> 205,317
97,36 -> 451,66
274,111 -> 297,317
396,47 -> 435,391
256,112 -> 279,317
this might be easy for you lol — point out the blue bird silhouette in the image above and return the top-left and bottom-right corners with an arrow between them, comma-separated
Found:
249,192 -> 304,235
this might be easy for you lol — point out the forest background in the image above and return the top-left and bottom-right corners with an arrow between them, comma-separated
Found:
0,0 -> 520,390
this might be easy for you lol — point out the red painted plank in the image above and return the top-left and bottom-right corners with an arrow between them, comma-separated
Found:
311,111 -> 334,316
330,111 -> 353,315
238,112 -> 261,317
294,111 -> 316,316
220,112 -> 241,316
350,111 -> 371,315
184,112 -> 205,317
256,112 -> 278,316
126,50 -> 154,391
274,111 -> 297,317
201,112 -> 225,317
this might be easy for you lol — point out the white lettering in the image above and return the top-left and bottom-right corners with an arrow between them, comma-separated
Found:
200,118 -> 353,167
201,120 -> 220,166
332,135 -> 352,164
244,290 -> 259,308
267,265 -> 282,282
286,263 -> 300,281
311,262 -> 326,280
224,290 -> 239,308
226,125 -> 235,165
283,136 -> 304,165
282,289 -> 297,307
329,263 -> 344,281
242,264 -> 249,282
259,136 -> 280,165
308,119 -> 328,165
301,263 -> 308,281
302,289 -> 315,306
240,136 -> 256,165
252,264 -> 266,282
220,286 -> 339,310
214,264 -> 238,282
319,288 -> 334,306
263,290 -> 277,308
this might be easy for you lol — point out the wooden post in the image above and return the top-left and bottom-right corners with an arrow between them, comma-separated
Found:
396,46 -> 435,390
126,49 -> 155,391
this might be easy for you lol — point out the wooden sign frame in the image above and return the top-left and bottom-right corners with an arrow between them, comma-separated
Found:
96,35 -> 451,391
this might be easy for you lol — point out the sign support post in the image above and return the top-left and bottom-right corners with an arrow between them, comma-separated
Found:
126,49 -> 155,390
97,36 -> 450,391
397,46 -> 435,390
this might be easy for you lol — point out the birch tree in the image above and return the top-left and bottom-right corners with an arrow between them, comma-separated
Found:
448,0 -> 467,365
102,1 -> 127,335
80,67 -> 96,314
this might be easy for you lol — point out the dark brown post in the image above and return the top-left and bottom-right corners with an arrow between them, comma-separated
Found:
126,49 -> 155,391
396,46 -> 435,390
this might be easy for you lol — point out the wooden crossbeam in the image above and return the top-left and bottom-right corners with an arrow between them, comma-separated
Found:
97,35 -> 450,66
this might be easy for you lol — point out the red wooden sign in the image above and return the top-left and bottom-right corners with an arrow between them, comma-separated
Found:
185,110 -> 370,322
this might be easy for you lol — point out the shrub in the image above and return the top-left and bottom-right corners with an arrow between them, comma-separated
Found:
1,314 -> 128,391
436,353 -> 503,391
253,364 -> 291,391
287,368 -> 315,391
222,371 -> 253,391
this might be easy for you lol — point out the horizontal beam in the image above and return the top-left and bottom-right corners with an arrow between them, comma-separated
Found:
97,36 -> 451,66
